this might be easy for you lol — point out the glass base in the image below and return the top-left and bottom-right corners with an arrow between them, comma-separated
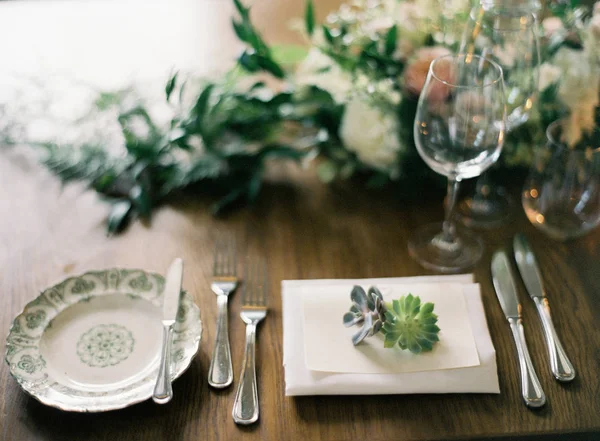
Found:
408,223 -> 484,273
456,185 -> 514,229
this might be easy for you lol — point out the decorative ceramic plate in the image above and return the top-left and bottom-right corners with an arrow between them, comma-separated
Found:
5,268 -> 202,412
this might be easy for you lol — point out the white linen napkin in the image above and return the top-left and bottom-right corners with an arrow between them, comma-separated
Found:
282,274 -> 500,396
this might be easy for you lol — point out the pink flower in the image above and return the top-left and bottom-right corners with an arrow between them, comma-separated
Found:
403,46 -> 452,99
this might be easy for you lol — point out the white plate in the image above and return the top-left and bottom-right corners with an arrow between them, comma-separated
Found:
4,268 -> 202,412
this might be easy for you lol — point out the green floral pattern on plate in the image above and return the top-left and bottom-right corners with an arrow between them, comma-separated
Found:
25,310 -> 47,329
77,324 -> 135,367
16,354 -> 46,374
4,268 -> 202,412
71,279 -> 96,295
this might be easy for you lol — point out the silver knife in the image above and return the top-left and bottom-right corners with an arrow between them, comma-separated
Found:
153,258 -> 184,404
513,234 -> 576,382
491,250 -> 546,408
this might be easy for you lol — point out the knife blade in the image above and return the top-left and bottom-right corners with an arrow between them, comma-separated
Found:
153,258 -> 184,404
513,234 -> 576,382
491,250 -> 545,408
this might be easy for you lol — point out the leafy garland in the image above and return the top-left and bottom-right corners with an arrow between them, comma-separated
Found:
34,0 -> 327,234
7,0 -> 594,234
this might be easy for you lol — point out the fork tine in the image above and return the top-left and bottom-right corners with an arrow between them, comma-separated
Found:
230,236 -> 237,276
251,258 -> 258,306
243,257 -> 249,304
259,259 -> 267,306
214,235 -> 237,277
213,237 -> 222,276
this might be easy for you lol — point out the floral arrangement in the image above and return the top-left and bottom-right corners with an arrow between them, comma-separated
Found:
342,286 -> 440,353
536,1 -> 600,147
5,0 -> 599,234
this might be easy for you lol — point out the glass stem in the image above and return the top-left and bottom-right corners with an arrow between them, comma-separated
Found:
443,177 -> 461,244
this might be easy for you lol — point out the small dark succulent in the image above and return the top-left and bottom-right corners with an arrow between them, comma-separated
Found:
342,286 -> 388,345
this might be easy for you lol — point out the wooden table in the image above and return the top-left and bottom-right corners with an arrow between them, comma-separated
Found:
1,1 -> 600,440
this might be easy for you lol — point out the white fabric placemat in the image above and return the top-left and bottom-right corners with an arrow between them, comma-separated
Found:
282,274 -> 500,396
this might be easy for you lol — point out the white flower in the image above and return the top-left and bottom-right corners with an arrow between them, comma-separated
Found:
387,1 -> 429,46
538,63 -> 562,91
542,17 -> 564,38
295,49 -> 353,103
585,14 -> 600,62
339,97 -> 404,171
590,14 -> 600,38
553,48 -> 600,145
493,44 -> 519,68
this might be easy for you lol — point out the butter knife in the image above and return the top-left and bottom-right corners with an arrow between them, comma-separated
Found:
491,250 -> 546,408
152,258 -> 184,404
513,234 -> 576,382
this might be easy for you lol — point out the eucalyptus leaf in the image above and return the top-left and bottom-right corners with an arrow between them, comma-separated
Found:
129,184 -> 152,219
255,53 -> 285,78
165,72 -> 178,102
322,26 -> 334,45
192,84 -> 215,129
107,200 -> 133,235
233,0 -> 250,20
305,0 -> 315,37
385,25 -> 397,56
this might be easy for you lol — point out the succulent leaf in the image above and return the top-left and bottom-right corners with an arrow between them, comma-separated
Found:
380,294 -> 440,354
351,313 -> 372,346
350,286 -> 369,312
344,285 -> 389,345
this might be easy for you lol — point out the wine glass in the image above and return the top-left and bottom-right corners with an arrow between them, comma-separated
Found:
408,54 -> 506,273
456,0 -> 540,228
522,120 -> 600,240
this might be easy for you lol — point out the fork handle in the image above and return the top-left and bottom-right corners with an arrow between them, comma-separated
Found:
208,295 -> 233,388
232,323 -> 259,425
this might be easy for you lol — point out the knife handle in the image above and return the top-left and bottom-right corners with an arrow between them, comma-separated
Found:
533,297 -> 576,382
508,317 -> 546,408
153,323 -> 174,404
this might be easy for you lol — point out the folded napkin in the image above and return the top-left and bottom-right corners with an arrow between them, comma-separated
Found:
282,275 -> 500,396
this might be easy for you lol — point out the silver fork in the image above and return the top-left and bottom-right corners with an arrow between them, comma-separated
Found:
232,258 -> 267,425
208,236 -> 237,388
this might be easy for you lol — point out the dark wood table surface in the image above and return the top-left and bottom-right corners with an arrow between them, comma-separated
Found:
1,150 -> 599,441
1,1 -> 600,440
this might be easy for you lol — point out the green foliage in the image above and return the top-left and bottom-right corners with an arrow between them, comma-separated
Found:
382,294 -> 440,354
305,0 -> 315,37
39,69 -> 309,233
233,0 -> 285,78
25,0 -> 579,235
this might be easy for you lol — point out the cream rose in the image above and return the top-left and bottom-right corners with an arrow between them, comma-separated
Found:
553,47 -> 600,145
542,17 -> 564,38
538,63 -> 562,91
339,97 -> 403,171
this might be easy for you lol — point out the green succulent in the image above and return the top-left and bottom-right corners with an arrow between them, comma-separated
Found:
382,294 -> 440,354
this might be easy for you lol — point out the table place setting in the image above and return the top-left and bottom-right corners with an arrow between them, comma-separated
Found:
282,274 -> 500,396
4,239 -> 272,424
